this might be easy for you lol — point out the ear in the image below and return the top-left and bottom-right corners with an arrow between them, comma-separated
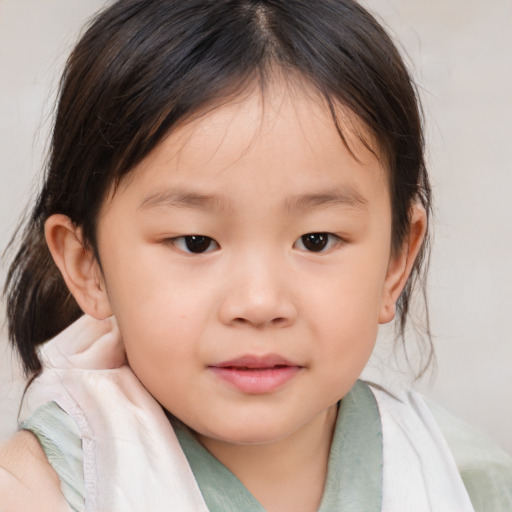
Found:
378,204 -> 427,324
45,214 -> 113,320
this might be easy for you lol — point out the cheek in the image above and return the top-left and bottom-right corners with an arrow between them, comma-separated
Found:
100,258 -> 213,386
114,289 -> 209,366
118,306 -> 203,408
304,252 -> 388,361
101,236 -> 210,319
310,256 -> 388,324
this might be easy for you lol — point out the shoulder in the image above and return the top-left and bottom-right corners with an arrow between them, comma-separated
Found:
425,398 -> 512,511
365,381 -> 512,510
0,431 -> 70,512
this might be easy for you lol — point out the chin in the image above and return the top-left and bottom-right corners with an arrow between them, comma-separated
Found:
199,420 -> 298,447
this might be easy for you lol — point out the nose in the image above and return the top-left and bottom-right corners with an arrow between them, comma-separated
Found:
218,253 -> 298,329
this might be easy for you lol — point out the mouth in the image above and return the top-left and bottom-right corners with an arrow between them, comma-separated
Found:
209,354 -> 302,394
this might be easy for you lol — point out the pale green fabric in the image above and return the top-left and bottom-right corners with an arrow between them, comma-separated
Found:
21,401 -> 85,512
172,420 -> 266,512
317,380 -> 381,510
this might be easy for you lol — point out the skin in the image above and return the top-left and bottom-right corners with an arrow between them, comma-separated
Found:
39,80 -> 426,512
0,431 -> 69,511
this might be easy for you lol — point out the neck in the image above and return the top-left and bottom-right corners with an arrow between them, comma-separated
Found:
198,405 -> 338,512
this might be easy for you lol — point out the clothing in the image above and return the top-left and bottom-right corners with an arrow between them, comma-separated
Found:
20,315 -> 512,511
24,380 -> 383,512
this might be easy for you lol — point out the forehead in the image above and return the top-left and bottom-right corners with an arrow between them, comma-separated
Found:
110,80 -> 389,211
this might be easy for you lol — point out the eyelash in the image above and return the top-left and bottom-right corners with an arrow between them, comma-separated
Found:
293,233 -> 342,253
165,233 -> 342,254
166,235 -> 220,254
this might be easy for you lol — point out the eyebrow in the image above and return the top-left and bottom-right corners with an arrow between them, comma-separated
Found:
285,189 -> 368,212
138,190 -> 231,212
138,187 -> 368,213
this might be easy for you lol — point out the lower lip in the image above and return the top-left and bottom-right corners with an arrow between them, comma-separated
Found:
210,366 -> 301,394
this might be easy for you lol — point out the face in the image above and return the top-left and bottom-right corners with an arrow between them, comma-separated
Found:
94,82 -> 398,446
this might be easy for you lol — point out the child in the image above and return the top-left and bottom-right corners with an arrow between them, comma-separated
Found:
1,0 -> 511,511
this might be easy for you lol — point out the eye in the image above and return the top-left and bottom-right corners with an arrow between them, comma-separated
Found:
293,232 -> 340,253
168,235 -> 219,254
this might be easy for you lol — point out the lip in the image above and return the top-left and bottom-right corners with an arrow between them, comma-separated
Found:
209,354 -> 302,394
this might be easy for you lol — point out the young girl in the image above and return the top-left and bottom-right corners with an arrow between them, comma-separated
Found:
1,0 -> 511,511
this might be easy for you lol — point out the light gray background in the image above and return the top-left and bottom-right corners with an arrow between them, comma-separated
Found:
1,0 -> 511,453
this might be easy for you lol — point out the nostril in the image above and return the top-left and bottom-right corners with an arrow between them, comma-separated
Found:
231,316 -> 289,327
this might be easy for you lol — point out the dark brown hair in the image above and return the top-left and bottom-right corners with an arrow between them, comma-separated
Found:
4,0 -> 432,376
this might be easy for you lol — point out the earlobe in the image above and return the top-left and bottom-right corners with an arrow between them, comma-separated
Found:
378,204 -> 427,324
45,214 -> 113,320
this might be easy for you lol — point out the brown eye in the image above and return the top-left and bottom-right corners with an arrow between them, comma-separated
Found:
294,233 -> 339,252
169,235 -> 219,254
184,235 -> 215,253
302,233 -> 328,251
